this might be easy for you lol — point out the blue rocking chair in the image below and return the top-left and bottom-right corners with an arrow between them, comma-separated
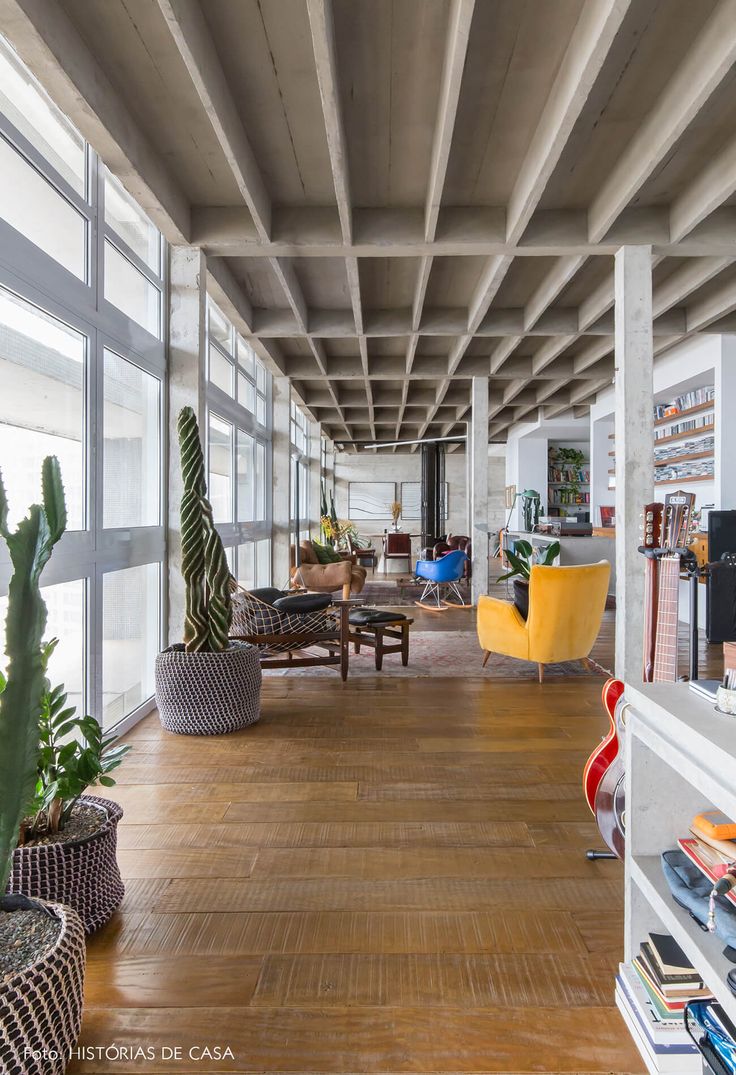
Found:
414,548 -> 468,610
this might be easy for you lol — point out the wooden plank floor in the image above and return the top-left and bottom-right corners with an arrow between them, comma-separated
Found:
71,631 -> 650,1075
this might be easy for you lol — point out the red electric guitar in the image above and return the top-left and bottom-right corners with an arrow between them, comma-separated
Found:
583,493 -> 695,859
582,677 -> 626,858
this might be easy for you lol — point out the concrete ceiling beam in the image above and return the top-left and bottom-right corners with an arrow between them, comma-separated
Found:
588,0 -> 736,242
507,0 -> 632,243
156,0 -> 271,240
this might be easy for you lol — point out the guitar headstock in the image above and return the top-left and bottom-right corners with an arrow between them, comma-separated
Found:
662,490 -> 696,551
641,502 -> 664,548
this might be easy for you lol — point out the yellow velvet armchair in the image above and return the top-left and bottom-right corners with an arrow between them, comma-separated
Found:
477,561 -> 610,682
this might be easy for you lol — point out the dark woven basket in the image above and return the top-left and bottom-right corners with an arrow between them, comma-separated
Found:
0,897 -> 85,1075
155,641 -> 261,735
8,795 -> 124,935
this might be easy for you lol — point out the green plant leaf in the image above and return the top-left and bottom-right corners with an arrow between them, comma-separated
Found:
41,456 -> 67,545
98,775 -> 116,787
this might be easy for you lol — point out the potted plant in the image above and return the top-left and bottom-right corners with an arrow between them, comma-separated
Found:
390,500 -> 402,532
154,407 -> 261,736
6,638 -> 131,934
498,538 -> 560,619
0,457 -> 86,1075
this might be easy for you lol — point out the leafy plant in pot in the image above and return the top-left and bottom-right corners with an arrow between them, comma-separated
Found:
154,407 -> 262,735
5,637 -> 131,935
498,539 -> 561,619
0,457 -> 86,1075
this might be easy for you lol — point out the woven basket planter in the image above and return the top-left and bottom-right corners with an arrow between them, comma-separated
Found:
0,896 -> 85,1075
8,795 -> 124,935
155,641 -> 261,736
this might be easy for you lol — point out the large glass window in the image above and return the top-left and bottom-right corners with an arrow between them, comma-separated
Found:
208,413 -> 233,524
0,38 -> 86,194
104,240 -> 160,337
0,286 -> 86,529
206,298 -> 271,588
0,135 -> 87,279
104,172 -> 160,274
103,349 -> 161,528
237,430 -> 254,522
102,563 -> 160,729
0,39 -> 166,736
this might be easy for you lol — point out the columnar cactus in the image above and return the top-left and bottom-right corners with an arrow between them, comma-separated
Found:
0,457 -> 67,892
177,407 -> 232,653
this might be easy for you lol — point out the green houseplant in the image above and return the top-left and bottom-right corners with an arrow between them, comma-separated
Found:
154,407 -> 261,735
498,538 -> 560,619
0,457 -> 86,1074
6,634 -> 131,934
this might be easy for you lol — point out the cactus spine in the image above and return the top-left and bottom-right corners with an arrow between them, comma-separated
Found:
178,406 -> 232,653
0,456 -> 67,892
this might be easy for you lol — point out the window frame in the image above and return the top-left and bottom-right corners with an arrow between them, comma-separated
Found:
0,109 -> 167,737
205,298 -> 272,586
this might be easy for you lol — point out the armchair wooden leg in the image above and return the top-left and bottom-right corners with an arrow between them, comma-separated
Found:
482,650 -> 491,668
537,663 -> 545,684
342,582 -> 351,601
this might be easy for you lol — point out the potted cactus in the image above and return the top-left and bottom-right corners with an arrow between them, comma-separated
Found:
0,457 -> 86,1075
154,407 -> 261,735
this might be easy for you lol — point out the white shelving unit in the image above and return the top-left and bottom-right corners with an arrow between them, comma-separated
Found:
622,682 -> 736,1071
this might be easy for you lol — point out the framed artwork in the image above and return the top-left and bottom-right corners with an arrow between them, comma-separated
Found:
348,481 -> 396,519
400,481 -> 449,520
505,484 -> 517,509
599,505 -> 615,528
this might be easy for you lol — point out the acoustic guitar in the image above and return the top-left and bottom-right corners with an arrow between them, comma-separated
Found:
644,491 -> 696,682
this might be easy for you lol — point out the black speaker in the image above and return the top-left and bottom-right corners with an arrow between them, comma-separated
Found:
706,511 -> 736,642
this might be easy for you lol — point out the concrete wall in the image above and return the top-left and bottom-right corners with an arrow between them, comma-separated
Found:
333,450 -> 505,543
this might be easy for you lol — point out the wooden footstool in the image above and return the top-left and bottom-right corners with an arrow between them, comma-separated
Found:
348,609 -> 413,670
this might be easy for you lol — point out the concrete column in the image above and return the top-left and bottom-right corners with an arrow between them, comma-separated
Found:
470,376 -> 489,605
167,246 -> 207,645
272,376 -> 292,588
309,422 -> 322,537
614,245 -> 654,684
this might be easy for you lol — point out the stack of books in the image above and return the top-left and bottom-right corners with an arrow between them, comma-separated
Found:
616,933 -> 712,1073
677,811 -> 736,897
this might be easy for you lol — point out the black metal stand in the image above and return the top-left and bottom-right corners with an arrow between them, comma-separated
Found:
585,849 -> 617,860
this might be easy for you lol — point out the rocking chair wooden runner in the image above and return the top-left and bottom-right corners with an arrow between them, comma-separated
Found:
229,585 -> 351,680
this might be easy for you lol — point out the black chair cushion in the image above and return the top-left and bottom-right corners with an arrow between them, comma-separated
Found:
250,587 -> 286,606
273,593 -> 332,614
349,608 -> 407,625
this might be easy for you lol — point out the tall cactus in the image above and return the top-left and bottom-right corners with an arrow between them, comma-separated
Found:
0,457 -> 67,892
177,407 -> 232,653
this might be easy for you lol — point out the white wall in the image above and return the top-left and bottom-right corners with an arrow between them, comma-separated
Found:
504,414 -> 591,529
334,449 -> 505,542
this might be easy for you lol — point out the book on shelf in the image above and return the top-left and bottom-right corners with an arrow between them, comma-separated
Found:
617,963 -> 697,1049
632,957 -> 710,1018
647,932 -> 705,980
678,836 -> 736,894
655,413 -> 714,440
654,386 -> 715,421
639,943 -> 703,995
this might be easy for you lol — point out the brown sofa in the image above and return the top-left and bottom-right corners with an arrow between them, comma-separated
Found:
290,541 -> 367,600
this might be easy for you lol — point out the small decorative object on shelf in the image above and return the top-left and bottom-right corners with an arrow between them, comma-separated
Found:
716,669 -> 736,715
390,500 -> 402,531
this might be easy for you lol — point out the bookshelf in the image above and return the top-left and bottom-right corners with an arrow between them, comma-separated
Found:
547,441 -> 590,519
622,683 -> 736,1072
608,386 -> 715,492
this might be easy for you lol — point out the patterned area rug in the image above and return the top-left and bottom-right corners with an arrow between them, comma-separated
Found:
264,630 -> 602,679
359,578 -> 473,606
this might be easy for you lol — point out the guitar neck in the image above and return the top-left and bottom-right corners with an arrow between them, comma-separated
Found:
653,556 -> 681,682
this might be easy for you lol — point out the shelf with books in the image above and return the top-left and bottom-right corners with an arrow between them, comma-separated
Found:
631,855 -> 735,1026
654,399 -> 715,428
623,681 -> 736,1054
